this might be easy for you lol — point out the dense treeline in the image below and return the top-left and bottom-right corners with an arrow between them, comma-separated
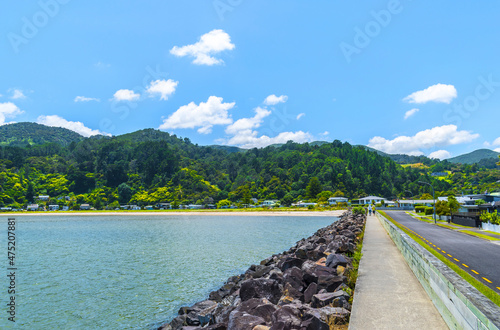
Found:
0,129 -> 499,209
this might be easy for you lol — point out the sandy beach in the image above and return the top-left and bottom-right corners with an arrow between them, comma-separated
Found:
3,210 -> 346,217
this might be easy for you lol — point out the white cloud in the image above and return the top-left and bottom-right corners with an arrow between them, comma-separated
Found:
0,102 -> 24,125
220,106 -> 313,148
263,94 -> 288,106
225,107 -> 270,136
319,131 -> 329,137
146,79 -> 178,100
37,115 -> 110,137
403,83 -> 457,104
492,137 -> 500,146
74,96 -> 100,102
10,89 -> 26,100
404,108 -> 419,120
296,113 -> 305,120
170,29 -> 235,65
368,125 -> 479,155
494,148 -> 500,153
159,96 -> 235,134
428,150 -> 451,160
113,89 -> 140,102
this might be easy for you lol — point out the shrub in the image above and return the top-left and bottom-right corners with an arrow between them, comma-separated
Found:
415,206 -> 426,213
352,206 -> 366,215
424,206 -> 434,216
480,211 -> 500,225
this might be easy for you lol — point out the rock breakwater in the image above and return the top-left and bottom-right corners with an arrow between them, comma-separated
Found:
159,211 -> 365,330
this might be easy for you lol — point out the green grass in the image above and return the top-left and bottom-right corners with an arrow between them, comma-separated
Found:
378,211 -> 500,307
460,231 -> 500,241
483,230 -> 500,237
347,224 -> 365,305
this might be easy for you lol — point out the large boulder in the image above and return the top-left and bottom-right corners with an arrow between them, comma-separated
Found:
232,298 -> 278,324
240,279 -> 282,305
325,254 -> 348,269
311,291 -> 350,308
227,311 -> 266,330
270,305 -> 302,330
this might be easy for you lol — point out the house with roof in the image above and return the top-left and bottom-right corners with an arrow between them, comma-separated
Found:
80,204 -> 91,210
48,205 -> 59,211
353,196 -> 387,205
328,197 -> 349,205
27,204 -> 41,211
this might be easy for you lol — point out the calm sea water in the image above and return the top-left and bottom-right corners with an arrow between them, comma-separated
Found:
0,214 -> 337,329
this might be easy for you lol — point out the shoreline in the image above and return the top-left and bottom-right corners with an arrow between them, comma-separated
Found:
1,210 -> 346,217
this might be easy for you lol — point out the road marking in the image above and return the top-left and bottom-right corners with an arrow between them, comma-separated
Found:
497,287 -> 500,291
442,251 -> 446,254
454,258 -> 460,262
437,247 -> 441,250
447,254 -> 453,257
463,264 -> 469,268
482,277 -> 492,283
433,244 -> 436,247
472,270 -> 479,275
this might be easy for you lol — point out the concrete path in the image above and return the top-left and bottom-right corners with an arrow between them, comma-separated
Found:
349,215 -> 447,329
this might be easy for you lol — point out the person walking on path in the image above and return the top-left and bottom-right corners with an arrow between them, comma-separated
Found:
368,204 -> 372,215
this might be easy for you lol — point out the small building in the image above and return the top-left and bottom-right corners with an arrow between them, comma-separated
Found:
38,195 -> 50,201
293,201 -> 317,207
145,205 -> 154,210
262,200 -> 279,207
328,197 -> 349,205
48,205 -> 59,211
80,204 -> 91,210
156,202 -> 172,210
62,206 -> 69,211
188,204 -> 203,209
355,196 -> 387,205
0,207 -> 12,211
27,204 -> 40,211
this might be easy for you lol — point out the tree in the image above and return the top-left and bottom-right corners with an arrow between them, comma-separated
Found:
118,183 -> 133,204
435,200 -> 450,216
281,193 -> 294,206
447,195 -> 460,215
25,181 -> 34,203
306,177 -> 322,200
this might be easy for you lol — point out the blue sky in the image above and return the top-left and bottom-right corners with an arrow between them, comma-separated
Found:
1,1 -> 500,158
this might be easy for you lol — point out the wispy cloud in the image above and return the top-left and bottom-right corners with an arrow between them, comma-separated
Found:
170,29 -> 235,65
404,108 -> 419,119
368,125 -> 479,155
74,96 -> 100,102
159,96 -> 235,134
263,94 -> 288,106
37,115 -> 111,137
112,89 -> 140,102
403,83 -> 457,104
9,89 -> 26,100
296,113 -> 305,120
146,79 -> 178,100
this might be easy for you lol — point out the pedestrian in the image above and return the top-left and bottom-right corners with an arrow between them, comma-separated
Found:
368,204 -> 372,215
373,205 -> 376,215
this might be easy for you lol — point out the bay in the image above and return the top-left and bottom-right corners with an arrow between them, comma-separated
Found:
1,214 -> 337,329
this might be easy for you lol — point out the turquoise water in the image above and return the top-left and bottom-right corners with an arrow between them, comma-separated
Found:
0,214 -> 336,329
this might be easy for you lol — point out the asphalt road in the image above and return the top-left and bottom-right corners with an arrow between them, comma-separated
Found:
384,211 -> 500,293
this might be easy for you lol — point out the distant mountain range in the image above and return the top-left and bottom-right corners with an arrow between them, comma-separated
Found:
447,149 -> 500,164
0,122 -> 498,166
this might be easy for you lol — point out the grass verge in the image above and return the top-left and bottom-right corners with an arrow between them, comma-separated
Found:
378,211 -> 500,307
460,231 -> 500,241
483,230 -> 500,237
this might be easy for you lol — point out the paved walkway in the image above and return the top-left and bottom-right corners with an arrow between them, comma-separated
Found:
349,215 -> 447,329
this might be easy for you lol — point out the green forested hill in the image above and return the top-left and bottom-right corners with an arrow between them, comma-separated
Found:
0,125 -> 498,209
447,149 -> 500,164
0,122 -> 84,147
